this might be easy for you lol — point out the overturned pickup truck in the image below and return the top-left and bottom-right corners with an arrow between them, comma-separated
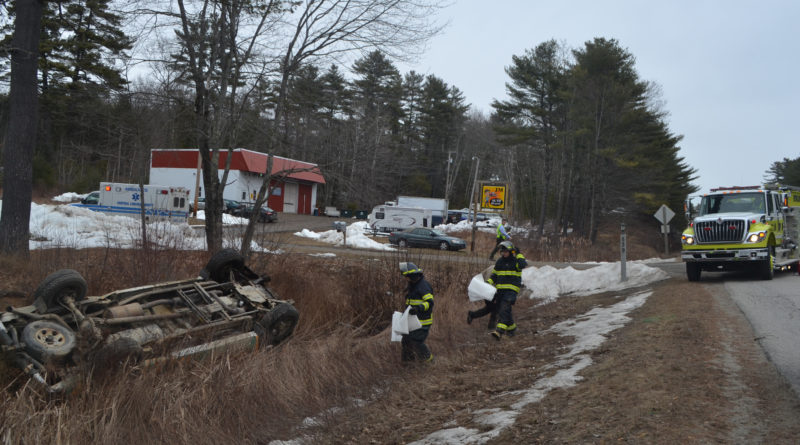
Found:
0,249 -> 299,393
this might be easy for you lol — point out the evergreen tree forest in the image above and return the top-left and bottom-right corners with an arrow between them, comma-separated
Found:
1,1 -> 700,242
765,156 -> 800,186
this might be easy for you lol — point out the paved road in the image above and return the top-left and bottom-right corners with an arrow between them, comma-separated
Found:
655,260 -> 800,396
722,272 -> 800,395
223,212 -> 344,234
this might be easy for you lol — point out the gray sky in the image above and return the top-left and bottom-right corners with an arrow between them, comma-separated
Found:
401,0 -> 800,195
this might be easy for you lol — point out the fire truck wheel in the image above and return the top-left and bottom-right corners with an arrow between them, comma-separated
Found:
32,269 -> 88,314
686,263 -> 701,282
21,320 -> 76,365
759,246 -> 775,280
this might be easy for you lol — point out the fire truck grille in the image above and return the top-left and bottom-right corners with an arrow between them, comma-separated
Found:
694,219 -> 748,243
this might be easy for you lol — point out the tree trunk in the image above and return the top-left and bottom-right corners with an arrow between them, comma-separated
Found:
240,156 -> 274,260
0,0 -> 44,256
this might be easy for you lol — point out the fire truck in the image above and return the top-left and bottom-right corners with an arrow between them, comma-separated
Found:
681,184 -> 800,281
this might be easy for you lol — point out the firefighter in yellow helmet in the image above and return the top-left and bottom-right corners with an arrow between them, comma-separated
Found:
399,262 -> 434,362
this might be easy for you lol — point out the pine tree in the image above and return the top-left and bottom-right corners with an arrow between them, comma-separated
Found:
765,157 -> 800,185
418,74 -> 468,198
350,51 -> 403,203
493,39 -> 567,236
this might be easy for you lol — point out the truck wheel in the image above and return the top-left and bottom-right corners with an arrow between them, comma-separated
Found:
398,239 -> 408,248
21,320 -> 76,365
439,241 -> 449,251
92,337 -> 143,369
686,263 -> 701,282
32,269 -> 88,314
201,249 -> 244,282
257,303 -> 299,346
759,246 -> 775,280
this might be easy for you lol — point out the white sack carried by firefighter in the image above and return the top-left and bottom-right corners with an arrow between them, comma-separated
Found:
468,273 -> 496,302
390,306 -> 422,342
391,311 -> 404,342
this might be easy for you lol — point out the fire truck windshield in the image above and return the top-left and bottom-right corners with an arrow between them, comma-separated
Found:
698,192 -> 766,216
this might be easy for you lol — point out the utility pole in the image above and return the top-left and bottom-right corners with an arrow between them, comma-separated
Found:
444,151 -> 455,203
192,153 -> 202,218
470,156 -> 480,253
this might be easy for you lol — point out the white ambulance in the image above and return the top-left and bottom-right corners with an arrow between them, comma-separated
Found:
77,182 -> 190,222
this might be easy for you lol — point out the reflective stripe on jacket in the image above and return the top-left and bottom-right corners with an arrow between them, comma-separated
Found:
405,277 -> 434,326
487,253 -> 527,293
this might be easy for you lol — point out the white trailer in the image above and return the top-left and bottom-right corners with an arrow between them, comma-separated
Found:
394,196 -> 448,226
367,205 -> 433,233
75,182 -> 190,222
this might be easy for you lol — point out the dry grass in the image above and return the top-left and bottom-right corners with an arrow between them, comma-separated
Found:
0,219 -> 665,444
0,243 -> 487,444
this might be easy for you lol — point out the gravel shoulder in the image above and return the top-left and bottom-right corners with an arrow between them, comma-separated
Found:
317,277 -> 800,444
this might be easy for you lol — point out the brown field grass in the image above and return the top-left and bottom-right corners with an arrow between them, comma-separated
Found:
0,220 -> 666,444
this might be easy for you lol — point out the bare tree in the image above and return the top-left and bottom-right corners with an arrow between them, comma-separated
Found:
240,0 -> 445,252
127,0 -> 444,253
153,0 -> 284,252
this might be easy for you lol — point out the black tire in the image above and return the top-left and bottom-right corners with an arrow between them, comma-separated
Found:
201,249 -> 244,282
398,239 -> 408,248
258,303 -> 299,346
439,241 -> 449,251
92,337 -> 143,368
760,245 -> 775,280
32,269 -> 87,314
686,263 -> 701,282
21,320 -> 76,364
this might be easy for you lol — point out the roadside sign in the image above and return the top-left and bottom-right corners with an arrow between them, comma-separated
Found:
654,204 -> 675,256
480,185 -> 506,210
654,205 -> 675,224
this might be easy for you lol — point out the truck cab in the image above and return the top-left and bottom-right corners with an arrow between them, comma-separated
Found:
81,191 -> 100,205
681,185 -> 799,281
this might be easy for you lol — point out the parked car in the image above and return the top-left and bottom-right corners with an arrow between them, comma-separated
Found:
232,204 -> 278,223
447,210 -> 467,224
388,227 -> 467,251
189,197 -> 206,212
81,191 -> 100,205
190,198 -> 243,214
223,199 -> 242,213
0,249 -> 299,393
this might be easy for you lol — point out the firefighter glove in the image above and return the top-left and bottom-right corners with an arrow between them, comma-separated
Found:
408,306 -> 419,315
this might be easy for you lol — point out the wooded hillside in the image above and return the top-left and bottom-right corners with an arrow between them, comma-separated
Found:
1,0 -> 700,242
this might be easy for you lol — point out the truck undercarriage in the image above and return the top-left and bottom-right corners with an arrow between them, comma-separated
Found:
0,249 -> 299,393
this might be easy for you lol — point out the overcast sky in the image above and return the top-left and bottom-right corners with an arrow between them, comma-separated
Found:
400,0 -> 800,196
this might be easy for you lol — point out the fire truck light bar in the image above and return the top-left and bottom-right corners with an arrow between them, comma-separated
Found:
709,185 -> 762,192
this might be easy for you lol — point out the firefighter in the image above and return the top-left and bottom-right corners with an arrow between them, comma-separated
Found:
487,241 -> 527,339
488,218 -> 511,259
399,262 -> 434,362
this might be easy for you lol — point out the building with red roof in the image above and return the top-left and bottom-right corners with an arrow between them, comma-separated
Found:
150,148 -> 325,214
